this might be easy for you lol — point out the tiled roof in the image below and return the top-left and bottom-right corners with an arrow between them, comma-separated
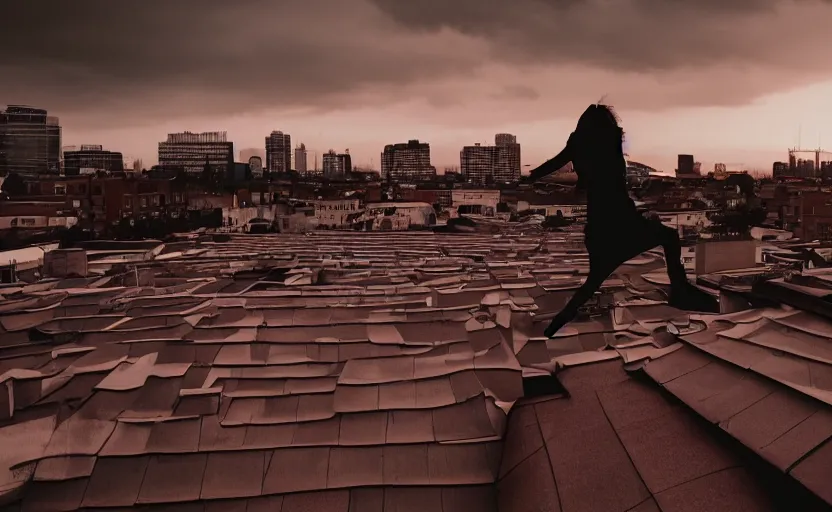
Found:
0,231 -> 830,511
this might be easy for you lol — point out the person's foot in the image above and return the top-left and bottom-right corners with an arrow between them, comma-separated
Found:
544,319 -> 564,338
668,282 -> 720,313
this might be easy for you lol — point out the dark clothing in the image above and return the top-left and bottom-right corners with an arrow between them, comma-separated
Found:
527,131 -> 638,227
527,125 -> 719,338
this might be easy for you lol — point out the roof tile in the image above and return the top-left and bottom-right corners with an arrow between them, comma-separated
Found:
4,231 -> 832,510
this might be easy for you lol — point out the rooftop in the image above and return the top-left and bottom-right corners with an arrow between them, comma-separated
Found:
0,231 -> 831,511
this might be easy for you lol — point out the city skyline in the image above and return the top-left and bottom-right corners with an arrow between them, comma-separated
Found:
2,0 -> 832,174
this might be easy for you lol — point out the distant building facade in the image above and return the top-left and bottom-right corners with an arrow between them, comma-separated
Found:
294,143 -> 308,174
0,105 -> 61,175
772,161 -> 789,179
460,134 -> 522,185
265,131 -> 291,174
322,149 -> 351,178
309,199 -> 360,228
63,145 -> 124,176
362,202 -> 436,230
381,140 -> 435,182
158,131 -> 234,176
451,189 -> 501,216
676,154 -> 695,176
788,152 -> 817,179
494,133 -> 521,182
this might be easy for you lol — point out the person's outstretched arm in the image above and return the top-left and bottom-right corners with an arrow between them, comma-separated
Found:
524,134 -> 575,183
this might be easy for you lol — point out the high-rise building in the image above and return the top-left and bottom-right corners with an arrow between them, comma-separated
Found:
265,131 -> 291,174
294,143 -> 308,174
63,145 -> 125,176
322,149 -> 351,178
460,134 -> 522,185
460,144 -> 494,185
341,150 -> 352,176
158,131 -> 234,176
0,105 -> 61,175
676,154 -> 695,175
381,140 -> 435,182
494,133 -> 521,182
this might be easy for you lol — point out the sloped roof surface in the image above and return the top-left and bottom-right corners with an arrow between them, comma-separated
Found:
0,231 -> 830,511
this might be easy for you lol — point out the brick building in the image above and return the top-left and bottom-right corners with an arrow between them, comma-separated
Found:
2,175 -> 188,230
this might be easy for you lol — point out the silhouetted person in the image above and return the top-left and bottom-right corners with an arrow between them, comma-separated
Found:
524,103 -> 719,337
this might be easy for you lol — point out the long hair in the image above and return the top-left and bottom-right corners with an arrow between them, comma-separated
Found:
575,103 -> 624,150
572,102 -> 627,188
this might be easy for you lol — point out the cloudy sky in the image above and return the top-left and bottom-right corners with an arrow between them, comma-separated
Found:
2,0 -> 832,174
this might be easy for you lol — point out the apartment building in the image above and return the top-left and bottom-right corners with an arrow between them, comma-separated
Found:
381,140 -> 436,182
460,133 -> 521,185
322,149 -> 351,178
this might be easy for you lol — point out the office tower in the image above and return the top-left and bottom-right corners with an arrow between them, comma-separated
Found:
63,145 -> 125,175
322,149 -> 351,178
380,140 -> 435,182
294,143 -> 308,174
158,131 -> 234,175
265,131 -> 291,174
0,105 -> 61,175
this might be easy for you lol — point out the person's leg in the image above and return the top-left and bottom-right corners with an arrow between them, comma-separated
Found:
631,217 -> 720,312
643,219 -> 688,288
543,261 -> 616,337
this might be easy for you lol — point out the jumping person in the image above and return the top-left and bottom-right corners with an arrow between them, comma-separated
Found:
524,103 -> 720,338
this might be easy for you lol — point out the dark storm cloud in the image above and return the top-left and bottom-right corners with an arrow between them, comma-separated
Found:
1,0 -> 830,126
0,0 -> 482,123
368,0 -> 832,71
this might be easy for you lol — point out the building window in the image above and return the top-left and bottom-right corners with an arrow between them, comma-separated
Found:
54,185 -> 66,195
140,197 -> 148,208
21,218 -> 35,226
152,195 -> 160,206
72,200 -> 81,208
123,196 -> 131,209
